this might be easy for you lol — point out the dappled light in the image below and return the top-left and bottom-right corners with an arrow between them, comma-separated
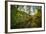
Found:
11,5 -> 42,29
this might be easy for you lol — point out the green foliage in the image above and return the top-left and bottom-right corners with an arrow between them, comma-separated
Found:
11,5 -> 42,29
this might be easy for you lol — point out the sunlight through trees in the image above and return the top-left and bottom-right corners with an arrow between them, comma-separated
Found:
11,5 -> 42,29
